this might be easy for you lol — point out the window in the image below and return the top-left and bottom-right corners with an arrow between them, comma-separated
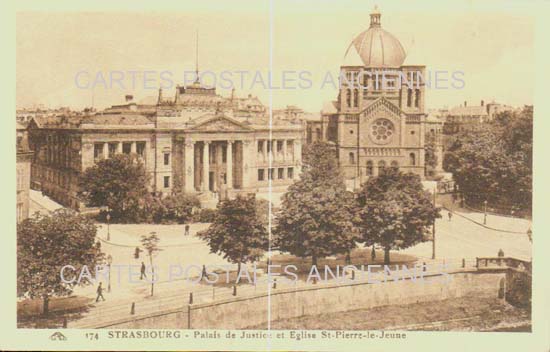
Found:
316,128 -> 322,140
164,152 -> 170,166
287,167 -> 294,179
415,89 -> 420,108
267,141 -> 272,153
353,89 -> 359,107
409,153 -> 416,166
258,169 -> 265,181
391,161 -> 399,170
257,140 -> 264,153
136,142 -> 146,157
277,141 -> 283,153
346,89 -> 352,107
268,168 -> 274,180
350,129 -> 354,135
378,160 -> 386,174
222,146 -> 227,163
108,143 -> 117,158
164,176 -> 170,188
349,152 -> 355,164
366,161 -> 373,176
278,168 -> 284,179
94,143 -> 104,161
407,89 -> 412,107
122,142 -> 132,154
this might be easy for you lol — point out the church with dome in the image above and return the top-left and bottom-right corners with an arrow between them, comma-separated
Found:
315,7 -> 443,187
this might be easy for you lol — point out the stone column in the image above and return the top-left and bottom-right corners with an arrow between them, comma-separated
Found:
227,141 -> 233,189
131,141 -> 137,154
102,142 -> 108,159
184,140 -> 195,193
117,142 -> 122,154
282,139 -> 287,161
202,141 -> 210,191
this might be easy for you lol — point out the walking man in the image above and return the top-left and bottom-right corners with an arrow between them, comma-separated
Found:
201,265 -> 210,281
96,282 -> 106,302
185,224 -> 190,236
140,262 -> 147,280
448,211 -> 453,222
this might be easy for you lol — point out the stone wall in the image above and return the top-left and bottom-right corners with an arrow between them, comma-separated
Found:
98,271 -> 505,329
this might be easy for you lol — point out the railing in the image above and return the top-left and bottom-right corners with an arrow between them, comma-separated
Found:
475,257 -> 532,274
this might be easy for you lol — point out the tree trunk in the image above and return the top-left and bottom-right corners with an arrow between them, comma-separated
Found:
384,247 -> 391,265
345,250 -> 351,265
237,262 -> 241,275
371,245 -> 376,262
42,295 -> 49,316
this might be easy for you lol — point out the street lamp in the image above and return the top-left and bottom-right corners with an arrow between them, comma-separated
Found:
483,200 -> 488,225
432,189 -> 436,260
106,208 -> 111,241
107,254 -> 113,293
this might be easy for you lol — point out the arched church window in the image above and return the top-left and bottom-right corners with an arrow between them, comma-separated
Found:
378,160 -> 386,174
366,161 -> 373,176
409,153 -> 416,166
349,152 -> 356,164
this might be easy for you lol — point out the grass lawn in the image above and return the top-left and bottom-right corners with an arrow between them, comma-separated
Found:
17,295 -> 93,329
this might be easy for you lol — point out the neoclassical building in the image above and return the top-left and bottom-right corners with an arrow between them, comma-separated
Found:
316,8 -> 443,187
28,82 -> 303,209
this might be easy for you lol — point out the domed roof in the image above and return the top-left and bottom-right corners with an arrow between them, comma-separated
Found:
344,7 -> 407,68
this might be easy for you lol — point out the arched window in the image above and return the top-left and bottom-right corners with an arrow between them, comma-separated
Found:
349,152 -> 355,164
391,160 -> 399,171
415,89 -> 420,107
366,161 -> 373,176
409,153 -> 416,166
346,89 -> 352,107
407,89 -> 412,107
353,89 -> 359,107
378,160 -> 386,174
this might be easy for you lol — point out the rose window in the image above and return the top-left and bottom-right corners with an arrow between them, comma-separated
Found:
370,119 -> 394,143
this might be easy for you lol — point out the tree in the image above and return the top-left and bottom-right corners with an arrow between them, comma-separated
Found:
140,232 -> 162,296
444,107 -> 532,212
17,209 -> 103,315
156,192 -> 201,224
424,132 -> 438,177
79,154 -> 151,222
197,195 -> 268,273
274,141 -> 358,266
355,168 -> 440,264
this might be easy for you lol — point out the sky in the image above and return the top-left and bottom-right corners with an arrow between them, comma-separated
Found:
16,0 -> 535,112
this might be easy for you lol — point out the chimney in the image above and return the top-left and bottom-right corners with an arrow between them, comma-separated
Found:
481,100 -> 484,106
125,94 -> 134,102
464,101 -> 467,107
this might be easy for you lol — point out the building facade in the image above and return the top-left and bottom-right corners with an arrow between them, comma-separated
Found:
314,8 -> 443,187
16,122 -> 33,223
28,83 -> 302,210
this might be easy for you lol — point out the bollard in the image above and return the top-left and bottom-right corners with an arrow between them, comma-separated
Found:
130,302 -> 135,315
232,285 -> 237,296
273,279 -> 277,289
462,258 -> 466,268
313,277 -> 317,285
189,292 -> 193,305
351,270 -> 355,280
62,317 -> 67,328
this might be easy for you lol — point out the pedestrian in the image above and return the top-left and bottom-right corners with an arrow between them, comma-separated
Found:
448,211 -> 453,221
134,246 -> 141,259
201,265 -> 210,281
140,262 -> 147,280
96,282 -> 105,302
185,224 -> 190,236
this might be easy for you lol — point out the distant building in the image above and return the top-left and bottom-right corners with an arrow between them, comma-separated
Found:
442,100 -> 515,134
312,7 -> 443,187
27,81 -> 303,209
16,122 -> 33,223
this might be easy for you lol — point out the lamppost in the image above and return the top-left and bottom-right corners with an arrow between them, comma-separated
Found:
483,200 -> 488,225
432,188 -> 436,260
106,208 -> 111,241
107,254 -> 113,293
